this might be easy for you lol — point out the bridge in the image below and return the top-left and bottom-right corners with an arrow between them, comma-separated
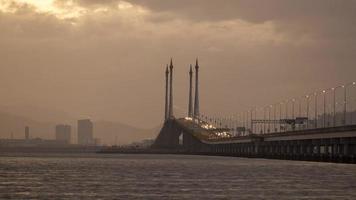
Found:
152,59 -> 356,163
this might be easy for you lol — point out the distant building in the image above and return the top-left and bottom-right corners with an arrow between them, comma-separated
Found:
78,119 -> 93,145
55,124 -> 71,144
0,138 -> 68,147
94,138 -> 100,146
25,126 -> 30,140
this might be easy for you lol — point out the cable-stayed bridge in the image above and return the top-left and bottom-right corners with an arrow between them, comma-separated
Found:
153,59 -> 356,163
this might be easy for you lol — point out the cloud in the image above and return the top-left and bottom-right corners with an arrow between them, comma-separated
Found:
67,0 -> 356,45
0,0 -> 355,133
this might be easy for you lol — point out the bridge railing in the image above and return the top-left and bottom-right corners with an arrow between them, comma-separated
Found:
179,117 -> 356,145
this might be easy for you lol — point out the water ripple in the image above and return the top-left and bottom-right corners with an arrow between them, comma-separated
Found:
0,153 -> 356,199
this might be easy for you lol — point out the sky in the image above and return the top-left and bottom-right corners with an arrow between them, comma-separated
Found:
0,0 -> 356,128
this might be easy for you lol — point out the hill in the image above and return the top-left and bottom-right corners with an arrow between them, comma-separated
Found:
0,109 -> 160,145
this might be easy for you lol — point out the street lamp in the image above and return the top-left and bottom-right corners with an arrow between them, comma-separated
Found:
297,97 -> 302,130
298,97 -> 302,119
342,85 -> 347,125
323,90 -> 326,128
285,100 -> 289,120
268,105 -> 272,133
279,102 -> 283,132
332,87 -> 336,127
250,108 -> 254,134
314,92 -> 318,128
236,115 -> 239,135
242,111 -> 248,135
242,112 -> 245,135
306,95 -> 310,129
343,82 -> 356,125
273,104 -> 277,132
263,107 -> 266,134
292,98 -> 295,119
258,108 -> 262,134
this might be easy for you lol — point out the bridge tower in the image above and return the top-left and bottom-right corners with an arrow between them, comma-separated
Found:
164,65 -> 169,120
194,58 -> 200,119
169,59 -> 174,118
188,64 -> 193,118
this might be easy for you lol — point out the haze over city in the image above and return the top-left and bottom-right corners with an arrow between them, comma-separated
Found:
2,1 -> 356,199
0,0 -> 356,144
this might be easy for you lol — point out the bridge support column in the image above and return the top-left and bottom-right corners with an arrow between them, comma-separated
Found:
343,144 -> 349,156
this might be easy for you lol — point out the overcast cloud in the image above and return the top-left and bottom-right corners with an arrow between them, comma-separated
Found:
0,0 -> 356,128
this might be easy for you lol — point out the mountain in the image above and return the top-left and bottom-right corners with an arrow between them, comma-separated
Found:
94,121 -> 160,145
0,111 -> 55,140
0,108 -> 160,145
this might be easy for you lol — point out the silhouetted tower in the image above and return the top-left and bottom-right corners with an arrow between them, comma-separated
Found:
168,59 -> 174,118
188,64 -> 193,117
25,126 -> 29,140
55,124 -> 71,144
194,59 -> 200,119
164,65 -> 169,120
78,119 -> 93,145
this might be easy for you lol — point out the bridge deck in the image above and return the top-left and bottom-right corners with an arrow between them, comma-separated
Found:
176,118 -> 356,144
153,118 -> 356,163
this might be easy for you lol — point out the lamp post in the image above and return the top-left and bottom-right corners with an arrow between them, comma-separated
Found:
352,98 -> 356,124
314,92 -> 318,128
245,111 -> 248,135
258,108 -> 261,134
268,105 -> 272,133
298,97 -> 302,118
250,108 -> 254,134
306,95 -> 310,129
236,114 -> 240,130
332,87 -> 336,127
285,100 -> 289,120
250,110 -> 254,134
279,102 -> 283,132
263,107 -> 266,134
351,100 -> 354,125
297,97 -> 302,130
323,90 -> 326,128
242,112 -> 245,135
342,85 -> 346,125
292,99 -> 295,119
254,108 -> 257,133
343,82 -> 356,125
273,104 -> 276,132
248,110 -> 251,134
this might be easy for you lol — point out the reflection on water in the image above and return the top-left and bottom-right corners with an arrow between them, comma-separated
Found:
0,153 -> 356,199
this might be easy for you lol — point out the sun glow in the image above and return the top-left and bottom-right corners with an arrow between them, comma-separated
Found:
17,0 -> 55,11
0,0 -> 148,22
0,0 -> 86,19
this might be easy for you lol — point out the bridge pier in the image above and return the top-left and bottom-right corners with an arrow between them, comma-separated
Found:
153,118 -> 356,163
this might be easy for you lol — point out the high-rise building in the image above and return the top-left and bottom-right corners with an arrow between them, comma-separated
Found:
25,126 -> 30,140
55,124 -> 71,144
77,119 -> 93,145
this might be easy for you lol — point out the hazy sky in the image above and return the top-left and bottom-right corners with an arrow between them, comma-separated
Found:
0,0 -> 356,128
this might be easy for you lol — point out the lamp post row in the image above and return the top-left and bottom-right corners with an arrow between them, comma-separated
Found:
201,82 -> 355,135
